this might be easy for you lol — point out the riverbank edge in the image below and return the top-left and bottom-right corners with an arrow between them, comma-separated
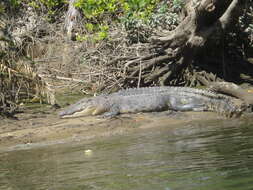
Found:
1,111 -> 253,151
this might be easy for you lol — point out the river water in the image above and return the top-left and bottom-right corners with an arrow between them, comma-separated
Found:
0,118 -> 253,190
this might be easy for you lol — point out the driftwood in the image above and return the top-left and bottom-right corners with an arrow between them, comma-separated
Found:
208,81 -> 253,105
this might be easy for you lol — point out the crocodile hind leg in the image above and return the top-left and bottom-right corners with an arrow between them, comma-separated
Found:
101,111 -> 120,118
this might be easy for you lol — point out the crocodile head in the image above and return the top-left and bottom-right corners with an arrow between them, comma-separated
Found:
59,97 -> 107,118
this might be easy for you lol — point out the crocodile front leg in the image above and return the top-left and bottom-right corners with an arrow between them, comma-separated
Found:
100,105 -> 120,118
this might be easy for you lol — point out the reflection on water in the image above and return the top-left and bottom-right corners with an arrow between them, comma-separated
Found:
1,119 -> 253,190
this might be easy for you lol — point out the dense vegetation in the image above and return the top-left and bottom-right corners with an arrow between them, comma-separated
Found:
0,0 -> 252,116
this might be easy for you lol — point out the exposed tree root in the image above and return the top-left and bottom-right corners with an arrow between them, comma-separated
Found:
116,0 -> 243,88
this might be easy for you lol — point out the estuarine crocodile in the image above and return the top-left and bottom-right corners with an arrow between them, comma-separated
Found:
59,86 -> 246,118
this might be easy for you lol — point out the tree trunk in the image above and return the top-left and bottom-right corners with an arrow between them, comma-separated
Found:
64,0 -> 81,40
122,0 -> 243,87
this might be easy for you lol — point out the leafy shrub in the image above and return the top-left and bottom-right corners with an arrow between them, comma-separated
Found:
74,0 -> 118,20
120,1 -> 183,43
76,24 -> 109,42
25,0 -> 66,10
172,0 -> 184,12
2,0 -> 66,13
9,0 -> 21,8
74,0 -> 160,41
27,0 -> 67,20
75,0 -> 159,21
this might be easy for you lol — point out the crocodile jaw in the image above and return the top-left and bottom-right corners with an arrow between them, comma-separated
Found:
60,106 -> 107,118
60,106 -> 95,118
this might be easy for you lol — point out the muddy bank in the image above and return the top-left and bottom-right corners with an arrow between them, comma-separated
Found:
1,108 -> 253,151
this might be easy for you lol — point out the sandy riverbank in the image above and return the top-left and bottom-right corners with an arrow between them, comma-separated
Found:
1,109 -> 253,151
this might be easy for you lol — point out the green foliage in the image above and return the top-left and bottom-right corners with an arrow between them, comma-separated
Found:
149,2 -> 179,28
0,4 -> 4,14
25,0 -> 67,21
75,0 -> 160,23
75,0 -> 118,19
1,0 -> 67,20
77,24 -> 109,42
172,0 -> 184,11
9,0 -> 21,8
0,0 -> 21,12
2,0 -> 66,12
73,0 -> 182,43
26,0 -> 66,10
40,0 -> 64,8
74,0 -> 160,41
95,25 -> 109,41
122,0 -> 160,18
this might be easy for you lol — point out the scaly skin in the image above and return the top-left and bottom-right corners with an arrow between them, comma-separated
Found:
59,86 -> 245,118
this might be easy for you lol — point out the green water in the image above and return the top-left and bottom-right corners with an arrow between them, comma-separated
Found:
0,119 -> 253,190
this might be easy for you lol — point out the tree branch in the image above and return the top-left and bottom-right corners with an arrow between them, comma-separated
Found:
219,0 -> 241,30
